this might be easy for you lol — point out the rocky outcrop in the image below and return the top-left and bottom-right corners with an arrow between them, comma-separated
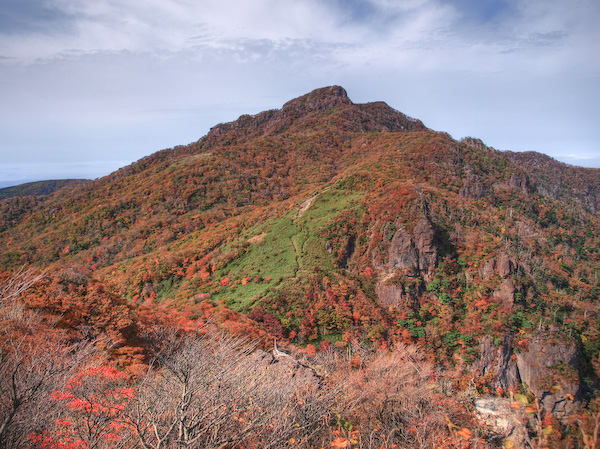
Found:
480,253 -> 514,281
460,167 -> 487,199
387,217 -> 437,280
492,279 -> 517,307
515,337 -> 580,418
376,281 -> 405,308
477,335 -> 519,392
477,334 -> 581,419
376,277 -> 421,309
509,172 -> 530,192
497,254 -> 514,279
376,215 -> 438,307
474,398 -> 529,448
388,227 -> 419,271
481,258 -> 496,280
413,217 -> 438,279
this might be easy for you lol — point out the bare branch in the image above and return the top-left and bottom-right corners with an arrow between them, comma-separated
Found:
0,267 -> 44,308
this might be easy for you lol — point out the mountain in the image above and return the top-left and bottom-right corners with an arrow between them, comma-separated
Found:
0,179 -> 88,200
1,86 -> 599,447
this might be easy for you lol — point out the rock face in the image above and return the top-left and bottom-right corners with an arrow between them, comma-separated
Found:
492,279 -> 516,307
387,217 -> 437,280
376,280 -> 420,309
376,215 -> 438,308
474,398 -> 528,448
481,258 -> 496,280
477,335 -> 519,392
497,254 -> 514,279
388,227 -> 419,271
515,337 -> 580,418
477,334 -> 581,419
460,168 -> 487,199
509,172 -> 530,192
479,253 -> 514,280
413,217 -> 438,279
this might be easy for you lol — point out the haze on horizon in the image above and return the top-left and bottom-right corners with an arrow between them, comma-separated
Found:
1,0 -> 599,187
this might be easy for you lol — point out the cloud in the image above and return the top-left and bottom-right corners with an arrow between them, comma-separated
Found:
0,0 -> 599,183
2,0 -> 596,74
556,154 -> 600,169
0,0 -> 75,35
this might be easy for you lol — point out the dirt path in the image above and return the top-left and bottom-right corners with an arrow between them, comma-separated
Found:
297,188 -> 330,218
297,194 -> 318,218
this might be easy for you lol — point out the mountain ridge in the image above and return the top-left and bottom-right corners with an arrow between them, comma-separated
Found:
0,178 -> 89,200
0,87 -> 599,438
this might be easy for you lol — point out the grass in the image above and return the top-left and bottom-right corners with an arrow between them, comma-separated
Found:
208,211 -> 300,310
208,182 -> 366,311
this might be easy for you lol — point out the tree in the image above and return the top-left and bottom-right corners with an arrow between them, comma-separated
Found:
340,345 -> 451,448
0,267 -> 96,449
124,330 -> 335,448
0,267 -> 44,315
0,339 -> 94,449
36,365 -> 133,449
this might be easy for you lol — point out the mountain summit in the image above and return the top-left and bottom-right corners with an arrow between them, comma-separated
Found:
206,86 -> 427,143
282,85 -> 353,111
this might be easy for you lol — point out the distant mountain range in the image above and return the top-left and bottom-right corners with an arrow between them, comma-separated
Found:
0,179 -> 88,200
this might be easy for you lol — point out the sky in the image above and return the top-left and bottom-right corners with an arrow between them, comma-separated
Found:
1,0 -> 599,187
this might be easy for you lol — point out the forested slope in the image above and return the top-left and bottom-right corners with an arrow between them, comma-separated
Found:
1,86 -> 599,448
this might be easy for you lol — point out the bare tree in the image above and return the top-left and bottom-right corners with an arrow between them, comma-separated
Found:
0,337 -> 95,449
0,267 -> 44,309
340,344 -> 448,449
0,267 -> 98,448
124,331 -> 335,449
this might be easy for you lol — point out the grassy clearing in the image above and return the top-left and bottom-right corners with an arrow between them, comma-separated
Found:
203,183 -> 366,311
209,210 -> 300,310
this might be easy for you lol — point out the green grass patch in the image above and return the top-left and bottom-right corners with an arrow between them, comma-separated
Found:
202,182 -> 366,311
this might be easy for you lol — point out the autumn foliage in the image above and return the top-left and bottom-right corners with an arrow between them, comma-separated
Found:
0,86 -> 599,448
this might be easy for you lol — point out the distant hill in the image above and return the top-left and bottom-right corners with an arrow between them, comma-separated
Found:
0,179 -> 88,200
1,86 -> 599,446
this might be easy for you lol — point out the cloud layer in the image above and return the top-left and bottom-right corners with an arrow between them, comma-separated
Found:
1,0 -> 599,183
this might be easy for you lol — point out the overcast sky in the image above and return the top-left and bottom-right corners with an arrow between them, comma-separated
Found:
1,0 -> 599,186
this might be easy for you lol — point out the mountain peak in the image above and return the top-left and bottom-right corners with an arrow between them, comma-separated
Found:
281,86 -> 352,113
206,86 -> 427,142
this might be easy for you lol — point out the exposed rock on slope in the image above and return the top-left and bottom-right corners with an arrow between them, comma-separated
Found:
515,336 -> 580,418
477,335 -> 519,392
474,398 -> 529,448
376,214 -> 438,307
